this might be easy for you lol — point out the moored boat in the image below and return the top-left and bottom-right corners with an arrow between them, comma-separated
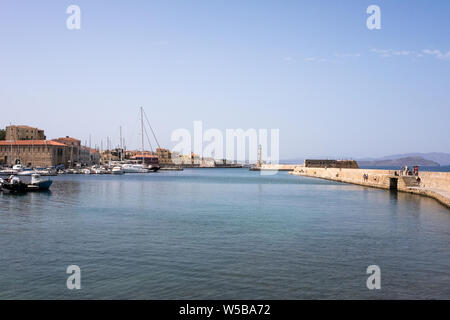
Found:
122,163 -> 149,173
0,176 -> 28,194
111,166 -> 124,175
27,173 -> 53,191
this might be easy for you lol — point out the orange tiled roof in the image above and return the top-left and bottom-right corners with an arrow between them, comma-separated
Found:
0,140 -> 67,147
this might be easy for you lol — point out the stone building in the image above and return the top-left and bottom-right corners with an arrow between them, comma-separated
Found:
156,148 -> 173,165
5,125 -> 46,141
80,146 -> 100,166
304,159 -> 359,169
0,140 -> 68,167
52,136 -> 81,167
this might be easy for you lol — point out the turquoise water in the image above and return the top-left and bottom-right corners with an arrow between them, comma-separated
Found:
0,169 -> 449,299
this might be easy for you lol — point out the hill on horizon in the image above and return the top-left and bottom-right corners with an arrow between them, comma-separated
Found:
358,152 -> 450,166
357,156 -> 439,167
281,152 -> 450,166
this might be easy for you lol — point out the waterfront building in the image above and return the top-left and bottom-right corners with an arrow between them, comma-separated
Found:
80,146 -> 100,166
5,125 -> 46,141
52,136 -> 81,167
0,140 -> 68,167
156,148 -> 174,165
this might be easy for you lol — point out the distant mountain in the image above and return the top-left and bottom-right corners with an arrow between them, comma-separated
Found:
357,156 -> 439,167
358,152 -> 450,166
281,152 -> 450,166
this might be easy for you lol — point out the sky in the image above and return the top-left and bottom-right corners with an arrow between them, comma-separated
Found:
0,0 -> 449,160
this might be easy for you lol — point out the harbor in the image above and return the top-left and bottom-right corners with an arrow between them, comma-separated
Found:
1,168 -> 449,299
2,0 -> 450,305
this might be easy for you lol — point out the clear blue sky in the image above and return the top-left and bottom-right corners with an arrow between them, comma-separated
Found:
0,0 -> 449,159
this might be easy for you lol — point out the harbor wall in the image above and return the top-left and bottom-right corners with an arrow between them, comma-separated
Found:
415,171 -> 450,193
260,164 -> 299,171
290,167 -> 450,208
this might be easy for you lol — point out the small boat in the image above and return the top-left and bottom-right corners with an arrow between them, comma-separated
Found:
12,164 -> 25,171
35,168 -> 57,176
90,166 -> 108,174
27,173 -> 53,191
111,166 -> 124,175
0,176 -> 28,194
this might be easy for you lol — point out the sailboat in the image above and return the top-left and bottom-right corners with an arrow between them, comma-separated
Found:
121,107 -> 160,173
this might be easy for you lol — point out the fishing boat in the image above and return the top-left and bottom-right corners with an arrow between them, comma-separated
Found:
26,173 -> 53,191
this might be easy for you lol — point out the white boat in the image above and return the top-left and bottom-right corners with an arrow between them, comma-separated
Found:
12,164 -> 25,171
90,166 -> 108,174
0,169 -> 19,177
122,164 -> 149,173
111,166 -> 124,175
17,169 -> 36,176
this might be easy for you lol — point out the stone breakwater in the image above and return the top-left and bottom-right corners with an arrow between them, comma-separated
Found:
289,167 -> 450,208
260,164 -> 298,171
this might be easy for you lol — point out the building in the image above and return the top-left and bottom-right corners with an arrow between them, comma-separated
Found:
100,148 -> 125,163
156,148 -> 174,165
304,159 -> 359,169
52,136 -> 81,167
89,148 -> 101,165
0,140 -> 68,167
80,146 -> 100,166
130,154 -> 159,166
5,125 -> 46,141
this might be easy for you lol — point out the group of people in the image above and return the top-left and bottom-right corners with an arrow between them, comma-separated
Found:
362,170 -> 422,187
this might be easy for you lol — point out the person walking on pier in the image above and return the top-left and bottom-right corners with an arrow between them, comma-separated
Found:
416,176 -> 421,187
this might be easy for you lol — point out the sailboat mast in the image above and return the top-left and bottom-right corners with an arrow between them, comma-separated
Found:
120,126 -> 123,161
141,107 -> 144,164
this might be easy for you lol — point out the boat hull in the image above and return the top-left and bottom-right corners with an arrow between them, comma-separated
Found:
25,180 -> 53,192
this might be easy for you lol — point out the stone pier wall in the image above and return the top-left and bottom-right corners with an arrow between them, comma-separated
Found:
290,167 -> 450,208
260,164 -> 299,171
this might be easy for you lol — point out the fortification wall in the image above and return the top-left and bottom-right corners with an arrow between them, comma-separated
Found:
416,171 -> 450,193
291,167 -> 395,189
290,167 -> 450,208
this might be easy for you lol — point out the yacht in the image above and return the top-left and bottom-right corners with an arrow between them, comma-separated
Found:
122,164 -> 149,173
